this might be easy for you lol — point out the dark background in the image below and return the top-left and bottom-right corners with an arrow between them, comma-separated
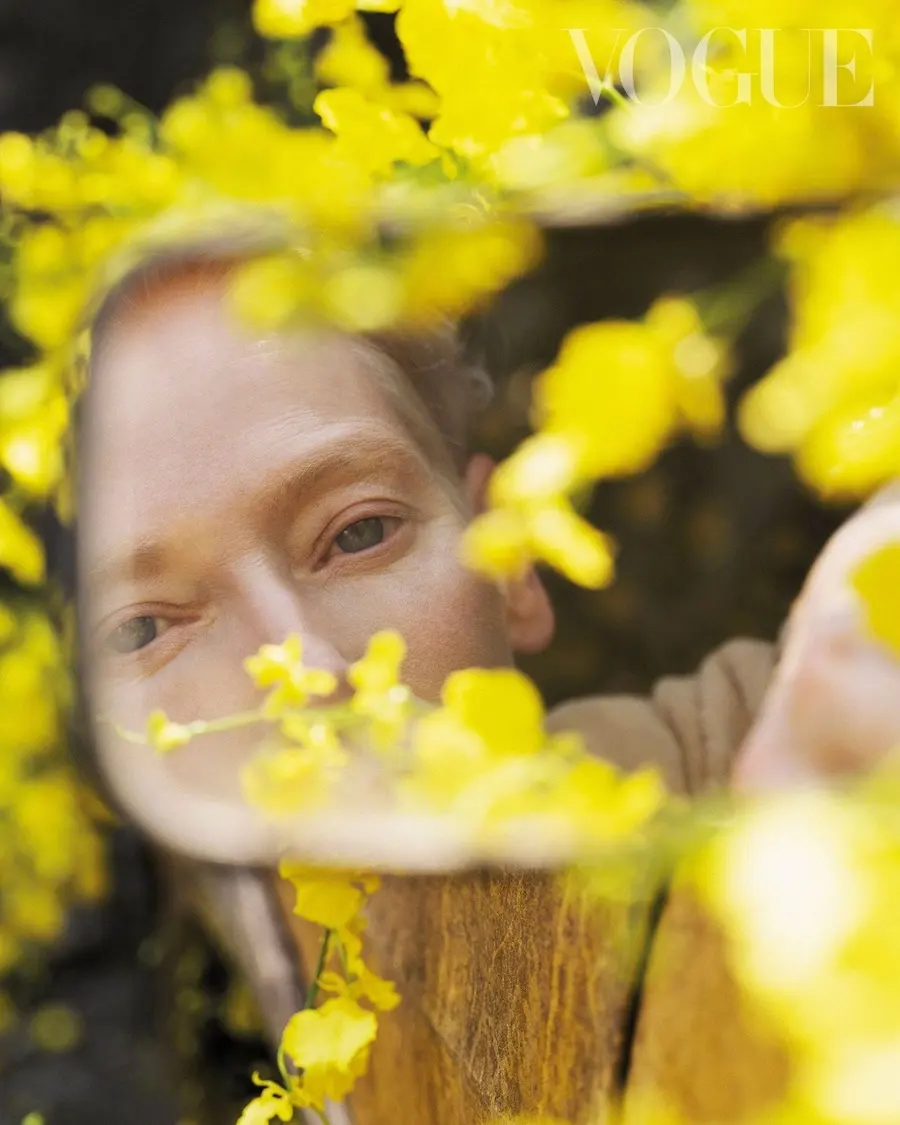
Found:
0,3 -> 847,1122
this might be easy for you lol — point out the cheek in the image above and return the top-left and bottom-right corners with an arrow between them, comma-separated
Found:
318,535 -> 514,703
400,566 -> 513,702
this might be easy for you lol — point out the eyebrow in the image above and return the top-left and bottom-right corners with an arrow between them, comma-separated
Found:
265,425 -> 427,513
82,540 -> 174,607
81,424 -> 435,602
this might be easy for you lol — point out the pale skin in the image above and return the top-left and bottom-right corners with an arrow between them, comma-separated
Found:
77,262 -> 900,865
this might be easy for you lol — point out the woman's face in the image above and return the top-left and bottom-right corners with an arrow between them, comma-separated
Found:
77,266 -> 552,861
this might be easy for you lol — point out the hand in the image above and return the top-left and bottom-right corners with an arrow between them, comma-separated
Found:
733,484 -> 900,791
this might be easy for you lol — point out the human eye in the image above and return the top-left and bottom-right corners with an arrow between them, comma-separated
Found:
103,614 -> 169,655
329,515 -> 403,557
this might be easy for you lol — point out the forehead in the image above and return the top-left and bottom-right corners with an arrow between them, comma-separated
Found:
78,268 -> 428,556
86,267 -> 399,449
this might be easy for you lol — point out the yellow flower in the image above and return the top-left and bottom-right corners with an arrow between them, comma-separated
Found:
798,398 -> 900,500
526,500 -> 616,589
646,295 -> 730,441
145,709 -> 193,753
320,261 -> 405,332
244,633 -> 338,717
428,82 -> 569,164
462,491 -> 615,589
489,433 -> 584,507
318,963 -> 401,1011
699,792 -> 867,996
534,320 -> 677,478
315,14 -> 392,92
555,758 -> 666,842
280,715 -> 344,755
0,388 -> 68,500
348,630 -> 413,747
0,132 -> 36,201
852,543 -> 900,658
400,220 -> 543,323
441,667 -> 545,758
242,744 -> 342,815
397,0 -> 564,163
406,706 -> 490,808
254,0 -> 401,39
236,1075 -> 296,1125
460,506 -> 534,581
253,0 -> 356,39
282,996 -> 378,1108
315,87 -> 440,175
278,865 -> 379,928
463,301 -> 725,587
739,208 -> 900,498
229,254 -> 318,332
488,118 -> 609,193
0,500 -> 45,585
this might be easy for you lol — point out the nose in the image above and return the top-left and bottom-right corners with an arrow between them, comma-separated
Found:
234,562 -> 354,703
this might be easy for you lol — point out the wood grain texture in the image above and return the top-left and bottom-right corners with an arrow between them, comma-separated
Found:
275,870 -> 654,1125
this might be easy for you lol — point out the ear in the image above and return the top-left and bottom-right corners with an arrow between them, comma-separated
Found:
463,454 -> 556,655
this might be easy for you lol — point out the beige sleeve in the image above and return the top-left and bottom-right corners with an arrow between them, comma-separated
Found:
545,638 -> 778,796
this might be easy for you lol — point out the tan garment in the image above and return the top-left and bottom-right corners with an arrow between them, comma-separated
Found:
547,636 -> 778,794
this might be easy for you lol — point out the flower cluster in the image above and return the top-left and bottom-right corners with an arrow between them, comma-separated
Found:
127,627 -> 665,1123
131,629 -> 666,852
852,543 -> 900,658
463,295 -> 731,585
740,206 -> 900,500
239,866 -> 398,1124
0,603 -> 106,1025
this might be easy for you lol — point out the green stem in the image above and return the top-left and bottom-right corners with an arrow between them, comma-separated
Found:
694,254 -> 787,337
106,696 -> 434,750
334,935 -> 352,982
305,929 -> 332,1010
278,930 -> 332,1086
311,1109 -> 332,1125
277,1042 -> 290,1086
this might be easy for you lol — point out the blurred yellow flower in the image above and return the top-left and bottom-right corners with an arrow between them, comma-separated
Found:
236,1075 -> 296,1125
0,500 -> 45,585
348,629 -> 412,747
279,865 -> 379,929
256,0 -> 403,40
315,87 -> 440,175
699,792 -> 868,994
282,996 -> 378,1108
400,219 -> 543,323
852,544 -> 900,658
229,254 -> 317,332
315,14 -> 392,92
318,961 -> 401,1011
244,633 -> 338,716
253,0 -> 357,39
740,208 -> 900,498
465,299 -> 725,587
145,709 -> 193,753
242,744 -> 342,814
442,667 -> 546,758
